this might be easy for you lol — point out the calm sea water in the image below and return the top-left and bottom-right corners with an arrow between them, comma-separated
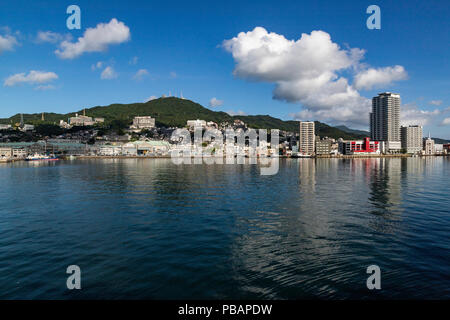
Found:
0,157 -> 449,299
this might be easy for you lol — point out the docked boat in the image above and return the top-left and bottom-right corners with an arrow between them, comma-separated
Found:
291,152 -> 313,158
25,154 -> 59,161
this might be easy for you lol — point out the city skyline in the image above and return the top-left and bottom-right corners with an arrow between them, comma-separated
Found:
0,0 -> 449,139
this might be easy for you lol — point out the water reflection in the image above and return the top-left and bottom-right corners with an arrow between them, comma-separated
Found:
0,158 -> 448,299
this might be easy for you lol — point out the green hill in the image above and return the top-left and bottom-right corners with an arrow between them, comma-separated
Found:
0,97 -> 366,140
335,125 -> 370,136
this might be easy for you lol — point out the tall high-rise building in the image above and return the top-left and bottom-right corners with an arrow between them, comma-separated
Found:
370,92 -> 401,142
299,121 -> 315,155
401,125 -> 423,154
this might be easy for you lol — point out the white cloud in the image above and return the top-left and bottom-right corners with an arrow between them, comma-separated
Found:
100,66 -> 118,80
223,27 -> 407,126
4,70 -> 58,87
227,110 -> 247,116
36,31 -> 71,44
400,103 -> 441,127
209,97 -> 223,108
441,117 -> 450,126
429,100 -> 443,106
0,31 -> 18,54
55,18 -> 130,59
169,71 -> 177,78
354,65 -> 408,90
133,69 -> 149,80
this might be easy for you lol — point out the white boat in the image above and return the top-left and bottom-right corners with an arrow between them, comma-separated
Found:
291,152 -> 313,158
25,154 -> 59,161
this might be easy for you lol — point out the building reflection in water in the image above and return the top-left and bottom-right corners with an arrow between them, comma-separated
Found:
362,158 -> 405,233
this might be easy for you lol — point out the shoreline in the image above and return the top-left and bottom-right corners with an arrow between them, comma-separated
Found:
74,154 -> 448,160
2,154 -> 448,163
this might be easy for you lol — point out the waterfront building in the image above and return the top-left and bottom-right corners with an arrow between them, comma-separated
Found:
0,147 -> 12,159
122,142 -> 138,156
370,92 -> 401,153
378,141 -> 402,154
444,144 -> 450,154
187,119 -> 207,129
0,141 -> 85,156
22,124 -> 34,131
131,116 -> 156,130
435,144 -> 444,155
315,138 -> 332,155
299,121 -> 315,155
0,124 -> 12,130
12,148 -> 27,158
401,125 -> 423,154
340,138 -> 380,155
99,145 -> 123,156
423,133 -> 435,155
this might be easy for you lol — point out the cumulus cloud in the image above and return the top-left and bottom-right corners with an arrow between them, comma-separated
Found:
169,71 -> 177,79
400,103 -> 441,127
100,66 -> 118,79
55,18 -> 130,59
4,70 -> 58,87
354,65 -> 408,90
0,29 -> 18,54
429,100 -> 443,106
223,27 -> 407,126
209,97 -> 223,108
441,117 -> 450,126
133,69 -> 149,80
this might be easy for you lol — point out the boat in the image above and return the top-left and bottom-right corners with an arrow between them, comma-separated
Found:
25,154 -> 59,161
291,152 -> 313,158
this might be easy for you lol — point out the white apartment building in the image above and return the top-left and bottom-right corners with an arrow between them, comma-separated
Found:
187,119 -> 207,129
299,121 -> 315,155
401,125 -> 423,154
0,147 -> 12,159
0,124 -> 12,130
131,116 -> 156,130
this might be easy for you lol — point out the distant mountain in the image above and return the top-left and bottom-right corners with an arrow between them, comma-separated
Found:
0,97 -> 369,140
335,125 -> 370,137
426,137 -> 450,144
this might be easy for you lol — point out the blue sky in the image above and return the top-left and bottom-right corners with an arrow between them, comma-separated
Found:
0,0 -> 449,138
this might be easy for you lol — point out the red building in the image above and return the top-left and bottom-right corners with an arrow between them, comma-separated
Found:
444,144 -> 450,153
341,137 -> 380,155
